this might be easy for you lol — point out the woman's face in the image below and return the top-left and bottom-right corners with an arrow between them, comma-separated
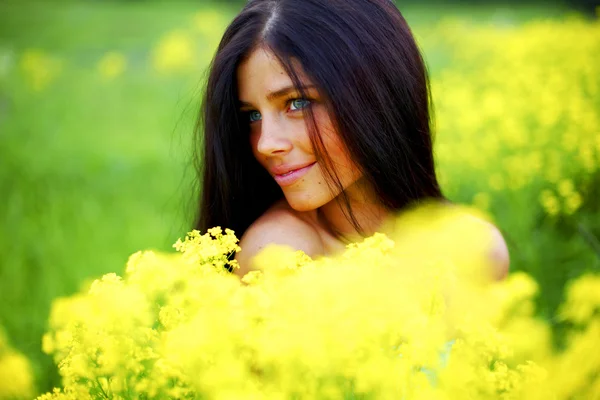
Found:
237,47 -> 363,212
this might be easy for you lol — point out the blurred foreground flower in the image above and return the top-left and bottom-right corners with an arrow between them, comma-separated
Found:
37,204 -> 600,399
0,327 -> 35,399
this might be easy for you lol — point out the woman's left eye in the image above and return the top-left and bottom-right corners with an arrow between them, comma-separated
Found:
289,98 -> 311,111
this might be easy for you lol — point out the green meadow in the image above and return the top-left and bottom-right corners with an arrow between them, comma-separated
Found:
0,0 -> 598,396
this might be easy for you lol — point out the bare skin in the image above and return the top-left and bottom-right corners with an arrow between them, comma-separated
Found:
233,46 -> 509,279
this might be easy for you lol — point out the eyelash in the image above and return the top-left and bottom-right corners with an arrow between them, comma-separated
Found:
246,97 -> 312,124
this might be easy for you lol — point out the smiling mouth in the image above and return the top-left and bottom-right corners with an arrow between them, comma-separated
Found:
273,162 -> 317,186
279,170 -> 298,177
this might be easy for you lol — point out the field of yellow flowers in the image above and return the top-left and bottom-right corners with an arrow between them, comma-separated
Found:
0,1 -> 598,398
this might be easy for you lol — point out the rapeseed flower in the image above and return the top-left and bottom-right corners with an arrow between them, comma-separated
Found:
151,30 -> 197,74
0,327 -> 35,399
19,49 -> 62,91
97,52 -> 127,80
37,204 -> 600,399
431,17 -> 599,218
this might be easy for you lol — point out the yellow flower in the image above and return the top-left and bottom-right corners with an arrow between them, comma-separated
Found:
19,48 -> 62,91
0,328 -> 35,399
488,173 -> 505,191
557,179 -> 575,197
539,189 -> 560,216
564,192 -> 583,214
559,273 -> 600,325
151,30 -> 196,74
97,51 -> 127,80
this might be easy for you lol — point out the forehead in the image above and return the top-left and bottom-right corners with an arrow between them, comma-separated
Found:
237,47 -> 309,98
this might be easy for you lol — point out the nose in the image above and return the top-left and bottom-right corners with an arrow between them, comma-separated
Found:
255,114 -> 293,156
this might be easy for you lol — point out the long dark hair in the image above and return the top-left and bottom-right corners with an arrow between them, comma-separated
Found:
194,0 -> 444,241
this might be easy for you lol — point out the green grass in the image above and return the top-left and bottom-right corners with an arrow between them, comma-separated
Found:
0,0 -> 590,396
0,71 -> 198,391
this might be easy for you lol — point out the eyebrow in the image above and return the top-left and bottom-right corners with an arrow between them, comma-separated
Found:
239,85 -> 316,107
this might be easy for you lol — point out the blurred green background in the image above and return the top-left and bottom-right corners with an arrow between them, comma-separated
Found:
0,0 -> 598,396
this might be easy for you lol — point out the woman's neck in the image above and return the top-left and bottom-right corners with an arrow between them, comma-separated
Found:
313,177 -> 392,243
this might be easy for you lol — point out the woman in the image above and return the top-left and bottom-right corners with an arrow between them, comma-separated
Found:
194,0 -> 509,277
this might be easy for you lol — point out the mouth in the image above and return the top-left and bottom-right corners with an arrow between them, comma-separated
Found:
273,162 -> 317,187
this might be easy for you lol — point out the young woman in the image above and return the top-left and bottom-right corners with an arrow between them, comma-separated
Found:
194,0 -> 509,277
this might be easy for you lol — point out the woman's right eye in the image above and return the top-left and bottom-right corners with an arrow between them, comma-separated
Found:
248,111 -> 262,123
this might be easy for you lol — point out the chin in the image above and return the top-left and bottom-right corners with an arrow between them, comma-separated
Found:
283,193 -> 327,213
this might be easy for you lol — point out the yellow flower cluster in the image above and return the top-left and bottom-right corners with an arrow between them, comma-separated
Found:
15,9 -> 229,88
150,10 -> 228,75
430,17 -> 599,217
0,327 -> 35,399
97,52 -> 127,81
19,49 -> 63,92
38,204 -> 600,399
151,30 -> 197,75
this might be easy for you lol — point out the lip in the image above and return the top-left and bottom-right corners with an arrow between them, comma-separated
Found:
272,162 -> 316,187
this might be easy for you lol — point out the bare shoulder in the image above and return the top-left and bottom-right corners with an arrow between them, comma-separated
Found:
487,223 -> 510,281
465,215 -> 510,281
234,201 -> 324,277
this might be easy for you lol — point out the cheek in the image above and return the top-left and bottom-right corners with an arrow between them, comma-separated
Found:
290,118 -> 313,153
320,126 -> 361,182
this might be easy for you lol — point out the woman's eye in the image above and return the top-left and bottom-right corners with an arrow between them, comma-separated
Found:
248,110 -> 262,123
289,98 -> 311,111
